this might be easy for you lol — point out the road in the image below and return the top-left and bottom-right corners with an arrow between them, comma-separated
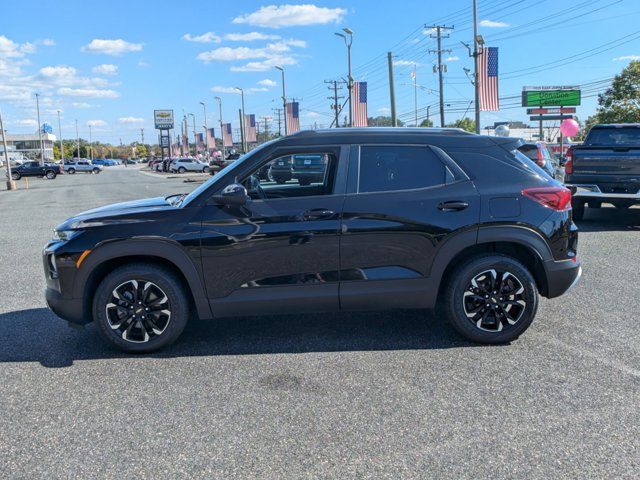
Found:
1,167 -> 638,479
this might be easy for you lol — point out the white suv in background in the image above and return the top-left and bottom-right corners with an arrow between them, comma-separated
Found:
170,158 -> 210,174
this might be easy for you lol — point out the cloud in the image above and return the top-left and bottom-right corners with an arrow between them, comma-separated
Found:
0,84 -> 32,102
225,32 -> 281,41
119,116 -> 144,123
198,39 -> 305,72
0,35 -> 35,58
58,87 -> 119,98
233,4 -> 347,28
92,64 -> 118,75
613,55 -> 640,61
377,107 -> 391,113
210,86 -> 268,94
81,39 -> 143,56
183,32 -> 221,43
445,56 -> 459,62
12,119 -> 38,128
305,111 -> 320,118
393,59 -> 420,67
258,78 -> 277,87
40,39 -> 56,46
87,119 -> 107,127
230,56 -> 297,72
137,60 -> 150,68
71,102 -> 94,108
480,19 -> 509,27
38,65 -> 77,78
198,46 -> 267,62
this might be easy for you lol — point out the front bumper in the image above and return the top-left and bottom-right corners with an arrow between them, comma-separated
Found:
45,287 -> 87,324
544,259 -> 582,298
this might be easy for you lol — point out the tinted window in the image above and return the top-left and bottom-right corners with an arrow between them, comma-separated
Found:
585,127 -> 640,146
358,146 -> 445,193
518,145 -> 538,161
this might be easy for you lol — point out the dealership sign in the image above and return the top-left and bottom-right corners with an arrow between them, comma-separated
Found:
521,86 -> 581,107
154,110 -> 174,130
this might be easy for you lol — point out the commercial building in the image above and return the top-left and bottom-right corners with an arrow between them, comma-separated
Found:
0,130 -> 56,161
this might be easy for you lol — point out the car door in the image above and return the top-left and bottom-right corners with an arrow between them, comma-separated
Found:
199,145 -> 349,317
339,144 -> 480,311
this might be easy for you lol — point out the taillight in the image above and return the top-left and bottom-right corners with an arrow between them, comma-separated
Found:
522,186 -> 572,211
564,148 -> 573,174
536,148 -> 545,167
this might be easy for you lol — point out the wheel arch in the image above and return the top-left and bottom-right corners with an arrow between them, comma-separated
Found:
74,239 -> 212,322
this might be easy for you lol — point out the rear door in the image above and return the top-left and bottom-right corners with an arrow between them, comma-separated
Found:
340,144 -> 480,310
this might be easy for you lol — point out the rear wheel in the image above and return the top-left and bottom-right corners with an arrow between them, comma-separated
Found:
444,254 -> 538,344
178,167 -> 186,174
68,168 -> 76,174
92,263 -> 190,353
11,172 -> 21,180
92,168 -> 100,174
203,166 -> 210,174
45,170 -> 56,179
572,199 -> 585,221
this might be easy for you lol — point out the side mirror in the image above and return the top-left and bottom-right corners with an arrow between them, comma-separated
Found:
212,183 -> 249,206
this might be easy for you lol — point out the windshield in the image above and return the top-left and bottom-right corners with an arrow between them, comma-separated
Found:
181,139 -> 278,206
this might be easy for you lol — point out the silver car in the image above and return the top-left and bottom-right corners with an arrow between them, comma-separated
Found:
170,158 -> 210,174
64,160 -> 103,174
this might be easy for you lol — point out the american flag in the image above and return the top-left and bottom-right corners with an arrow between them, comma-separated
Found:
222,123 -> 233,147
244,114 -> 257,143
205,128 -> 215,151
285,102 -> 300,134
351,81 -> 368,127
196,133 -> 204,152
479,47 -> 500,111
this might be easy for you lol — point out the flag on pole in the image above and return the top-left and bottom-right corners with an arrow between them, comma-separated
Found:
223,123 -> 233,147
285,102 -> 300,134
479,47 -> 500,111
206,128 -> 216,152
351,81 -> 368,127
196,133 -> 204,152
244,114 -> 257,143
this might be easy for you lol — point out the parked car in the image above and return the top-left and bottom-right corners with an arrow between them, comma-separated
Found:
268,155 -> 293,184
292,153 -> 329,185
43,128 -> 580,353
565,123 -> 640,220
91,159 -> 110,167
517,141 -> 562,180
64,160 -> 102,174
10,161 -> 61,180
170,158 -> 209,174
122,159 -> 137,165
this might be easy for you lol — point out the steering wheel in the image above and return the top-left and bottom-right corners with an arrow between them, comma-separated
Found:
247,174 -> 267,200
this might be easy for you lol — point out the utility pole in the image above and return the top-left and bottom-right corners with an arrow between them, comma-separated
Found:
472,0 -> 481,134
1,109 -> 16,190
140,128 -> 144,145
57,110 -> 64,163
75,119 -> 79,159
335,28 -> 354,127
388,51 -> 397,127
272,108 -> 282,136
35,93 -> 45,165
215,96 -> 223,153
200,101 -> 209,160
235,87 -> 247,152
427,24 -> 454,127
413,66 -> 418,127
325,80 -> 345,128
88,124 -> 93,161
275,66 -> 287,135
238,109 -> 245,153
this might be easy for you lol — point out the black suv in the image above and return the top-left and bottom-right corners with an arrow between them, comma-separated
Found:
43,128 -> 581,353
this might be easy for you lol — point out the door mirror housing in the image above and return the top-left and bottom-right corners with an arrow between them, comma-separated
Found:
212,183 -> 249,206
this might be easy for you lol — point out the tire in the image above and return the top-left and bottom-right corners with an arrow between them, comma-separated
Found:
68,168 -> 76,174
572,199 -> 585,221
443,254 -> 539,344
11,172 -> 21,180
45,171 -> 56,179
203,166 -> 210,174
178,167 -> 186,174
92,262 -> 190,353
92,168 -> 100,174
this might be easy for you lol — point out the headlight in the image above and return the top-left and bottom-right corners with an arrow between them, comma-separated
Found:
53,230 -> 82,242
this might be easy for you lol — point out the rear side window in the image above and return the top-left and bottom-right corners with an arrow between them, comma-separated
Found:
518,145 -> 538,161
585,127 -> 640,146
358,146 -> 445,193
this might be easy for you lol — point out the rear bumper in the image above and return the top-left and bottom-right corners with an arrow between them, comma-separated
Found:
45,288 -> 88,325
543,259 -> 582,298
567,184 -> 640,202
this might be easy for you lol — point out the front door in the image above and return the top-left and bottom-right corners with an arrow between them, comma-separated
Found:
339,144 -> 480,310
200,146 -> 349,317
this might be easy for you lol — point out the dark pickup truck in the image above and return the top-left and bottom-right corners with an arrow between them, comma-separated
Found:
10,161 -> 61,180
565,124 -> 640,220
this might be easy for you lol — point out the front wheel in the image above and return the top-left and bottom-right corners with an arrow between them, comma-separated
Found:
46,171 -> 56,179
178,167 -> 186,174
93,263 -> 190,353
203,166 -> 210,173
11,172 -> 21,180
92,168 -> 100,174
443,254 -> 538,344
68,168 -> 76,174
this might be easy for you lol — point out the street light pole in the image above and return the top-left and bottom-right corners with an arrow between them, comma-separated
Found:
335,28 -> 354,127
275,66 -> 287,135
235,87 -> 247,153
88,124 -> 93,161
0,108 -> 16,190
187,113 -> 197,156
200,101 -> 209,160
75,119 -> 79,159
35,93 -> 45,165
215,96 -> 223,154
57,110 -> 64,163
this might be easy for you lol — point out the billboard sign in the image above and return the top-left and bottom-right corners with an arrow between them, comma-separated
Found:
529,115 -> 574,122
527,107 -> 576,115
154,110 -> 174,129
522,86 -> 581,107
159,136 -> 169,147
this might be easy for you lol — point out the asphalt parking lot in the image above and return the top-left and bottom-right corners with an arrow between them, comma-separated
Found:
1,167 -> 638,478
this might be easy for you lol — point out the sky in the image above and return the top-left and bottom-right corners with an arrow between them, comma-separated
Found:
1,0 -> 639,144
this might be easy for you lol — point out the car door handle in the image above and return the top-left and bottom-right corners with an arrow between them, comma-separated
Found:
437,201 -> 469,212
302,208 -> 335,220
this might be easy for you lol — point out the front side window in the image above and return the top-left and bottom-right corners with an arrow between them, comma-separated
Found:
242,152 -> 337,200
358,146 -> 445,193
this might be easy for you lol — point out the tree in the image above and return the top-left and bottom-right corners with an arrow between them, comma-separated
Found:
445,117 -> 475,133
592,60 -> 640,124
366,116 -> 405,127
419,118 -> 434,128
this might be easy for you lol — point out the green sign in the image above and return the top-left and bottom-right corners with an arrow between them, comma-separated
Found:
521,89 -> 581,107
